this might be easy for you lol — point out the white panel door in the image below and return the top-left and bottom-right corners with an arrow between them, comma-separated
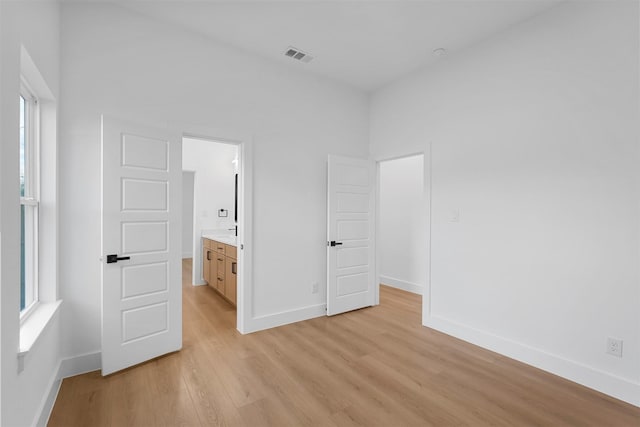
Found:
101,116 -> 182,375
327,155 -> 376,316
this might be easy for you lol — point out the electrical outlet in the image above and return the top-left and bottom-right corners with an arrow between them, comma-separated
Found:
450,208 -> 460,223
312,282 -> 319,294
606,337 -> 623,357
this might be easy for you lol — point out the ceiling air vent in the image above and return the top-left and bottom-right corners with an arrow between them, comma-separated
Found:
284,46 -> 314,63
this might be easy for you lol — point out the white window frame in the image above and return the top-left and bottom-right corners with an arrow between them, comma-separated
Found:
19,78 -> 40,321
17,46 -> 62,369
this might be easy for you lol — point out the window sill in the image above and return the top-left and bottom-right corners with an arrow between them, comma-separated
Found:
18,300 -> 62,372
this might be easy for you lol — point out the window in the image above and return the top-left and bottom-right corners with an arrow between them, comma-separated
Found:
20,81 -> 39,315
17,48 -> 61,363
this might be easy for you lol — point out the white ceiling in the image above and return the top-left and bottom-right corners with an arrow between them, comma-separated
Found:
121,1 -> 561,92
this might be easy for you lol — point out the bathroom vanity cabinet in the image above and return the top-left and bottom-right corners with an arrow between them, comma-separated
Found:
203,238 -> 237,306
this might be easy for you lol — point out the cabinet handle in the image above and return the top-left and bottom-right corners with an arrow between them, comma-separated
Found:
217,277 -> 223,281
232,262 -> 237,275
206,251 -> 211,261
217,258 -> 223,261
218,247 -> 224,250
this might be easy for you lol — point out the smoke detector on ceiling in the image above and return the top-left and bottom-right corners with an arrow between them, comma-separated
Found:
284,46 -> 314,63
432,48 -> 447,57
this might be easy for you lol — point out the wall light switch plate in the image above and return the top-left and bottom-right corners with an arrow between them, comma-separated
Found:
450,209 -> 460,223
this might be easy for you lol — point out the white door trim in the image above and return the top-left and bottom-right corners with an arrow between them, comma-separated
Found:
182,170 -> 196,260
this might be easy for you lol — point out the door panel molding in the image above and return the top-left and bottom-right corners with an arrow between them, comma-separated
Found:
327,155 -> 376,316
101,116 -> 182,375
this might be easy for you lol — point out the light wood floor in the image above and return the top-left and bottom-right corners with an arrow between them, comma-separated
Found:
49,259 -> 640,426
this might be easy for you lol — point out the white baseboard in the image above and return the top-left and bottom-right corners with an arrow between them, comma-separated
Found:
36,351 -> 102,427
380,275 -> 423,295
424,314 -> 640,408
58,351 -> 101,379
243,304 -> 326,334
34,371 -> 62,427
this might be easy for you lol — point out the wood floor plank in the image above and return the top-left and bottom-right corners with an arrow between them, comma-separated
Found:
257,326 -> 354,414
237,397 -> 302,427
180,341 -> 246,426
240,352 -> 336,427
48,263 -> 640,427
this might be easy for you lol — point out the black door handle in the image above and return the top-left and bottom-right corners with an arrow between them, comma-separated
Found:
106,254 -> 131,264
329,241 -> 343,247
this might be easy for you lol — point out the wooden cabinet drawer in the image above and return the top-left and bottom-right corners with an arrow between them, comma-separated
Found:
203,238 -> 214,250
216,254 -> 225,293
225,256 -> 237,305
226,244 -> 237,259
203,248 -> 212,284
215,276 -> 224,293
215,242 -> 226,255
216,256 -> 225,279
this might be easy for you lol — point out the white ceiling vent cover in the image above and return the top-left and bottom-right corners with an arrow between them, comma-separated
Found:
284,46 -> 314,63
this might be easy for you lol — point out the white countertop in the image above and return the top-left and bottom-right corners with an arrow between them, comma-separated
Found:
202,234 -> 237,247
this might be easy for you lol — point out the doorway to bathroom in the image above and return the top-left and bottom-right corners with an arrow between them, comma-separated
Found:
182,136 -> 240,327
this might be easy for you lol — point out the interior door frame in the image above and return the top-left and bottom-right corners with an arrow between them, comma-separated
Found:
182,170 -> 196,260
180,125 -> 253,335
374,150 -> 431,324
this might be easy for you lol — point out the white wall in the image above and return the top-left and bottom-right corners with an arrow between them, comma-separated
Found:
370,1 -> 640,405
183,138 -> 237,283
0,1 -> 62,426
58,3 -> 369,357
181,171 -> 195,258
379,155 -> 425,294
